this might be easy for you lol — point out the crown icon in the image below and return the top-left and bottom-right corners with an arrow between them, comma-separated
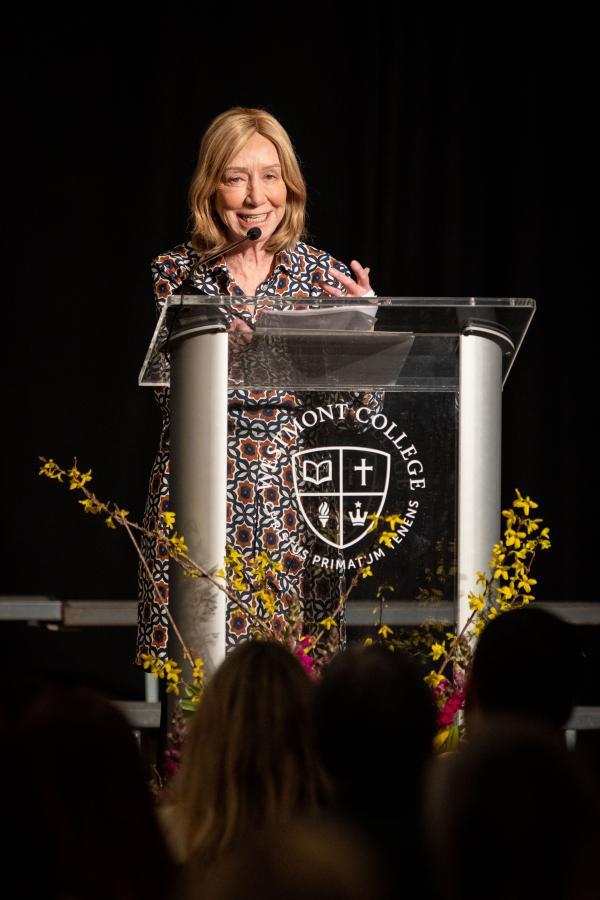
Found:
349,501 -> 368,526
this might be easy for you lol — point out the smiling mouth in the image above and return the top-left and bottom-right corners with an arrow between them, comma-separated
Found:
238,213 -> 268,222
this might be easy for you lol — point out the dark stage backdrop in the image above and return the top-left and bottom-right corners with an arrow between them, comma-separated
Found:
2,14 -> 592,626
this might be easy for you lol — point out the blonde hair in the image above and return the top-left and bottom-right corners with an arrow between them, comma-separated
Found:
189,107 -> 307,255
163,641 -> 326,864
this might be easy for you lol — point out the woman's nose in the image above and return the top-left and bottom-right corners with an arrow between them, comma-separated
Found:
245,176 -> 266,206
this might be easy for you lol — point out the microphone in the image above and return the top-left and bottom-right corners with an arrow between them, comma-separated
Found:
174,228 -> 262,295
164,227 -> 263,349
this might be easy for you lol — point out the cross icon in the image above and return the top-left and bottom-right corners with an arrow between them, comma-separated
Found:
354,457 -> 374,486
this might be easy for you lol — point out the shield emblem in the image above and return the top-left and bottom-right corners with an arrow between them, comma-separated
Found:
292,445 -> 391,549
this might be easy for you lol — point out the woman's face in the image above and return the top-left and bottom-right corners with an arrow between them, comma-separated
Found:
214,132 -> 287,245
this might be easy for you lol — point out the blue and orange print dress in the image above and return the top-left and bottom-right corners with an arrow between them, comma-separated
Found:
136,240 -> 355,663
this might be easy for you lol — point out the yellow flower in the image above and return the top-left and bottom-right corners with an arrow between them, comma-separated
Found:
39,459 -> 64,481
525,518 -> 543,534
192,657 -> 204,682
79,498 -> 102,514
105,516 -> 116,529
539,527 -> 551,550
378,624 -> 394,639
502,508 -> 517,527
169,533 -> 188,555
252,551 -> 277,572
513,489 -> 538,516
424,671 -> 445,689
226,547 -> 244,563
249,552 -> 285,583
161,660 -> 182,690
361,565 -> 373,579
363,637 -> 374,647
430,641 -> 446,661
68,466 -> 92,491
517,574 -> 537,593
140,653 -> 181,684
378,531 -> 396,548
385,513 -> 404,530
505,528 -> 526,549
162,511 -> 176,528
468,592 -> 485,613
320,617 -> 337,631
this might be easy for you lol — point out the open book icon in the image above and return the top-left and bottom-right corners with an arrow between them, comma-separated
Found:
302,459 -> 333,485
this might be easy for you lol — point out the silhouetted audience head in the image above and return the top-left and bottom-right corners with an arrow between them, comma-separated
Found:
316,645 -> 437,812
314,645 -> 438,898
163,639 -> 326,865
465,606 -> 581,733
427,720 -> 600,900
185,818 -> 387,900
16,684 -> 175,900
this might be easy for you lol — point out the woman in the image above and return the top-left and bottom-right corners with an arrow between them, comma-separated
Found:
137,107 -> 373,663
160,640 -> 327,867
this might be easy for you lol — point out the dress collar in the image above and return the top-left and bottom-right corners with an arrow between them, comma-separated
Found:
199,246 -> 301,278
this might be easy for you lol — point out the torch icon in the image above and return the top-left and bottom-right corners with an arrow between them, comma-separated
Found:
318,501 -> 330,528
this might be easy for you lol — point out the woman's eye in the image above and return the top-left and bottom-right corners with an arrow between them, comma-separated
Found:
225,176 -> 244,184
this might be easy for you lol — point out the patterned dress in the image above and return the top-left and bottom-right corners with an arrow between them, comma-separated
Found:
136,240 -> 354,663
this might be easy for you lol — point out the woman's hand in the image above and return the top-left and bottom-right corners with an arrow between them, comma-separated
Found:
228,314 -> 254,347
321,260 -> 373,297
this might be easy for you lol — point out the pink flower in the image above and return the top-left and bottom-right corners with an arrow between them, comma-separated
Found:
438,689 -> 465,727
295,636 -> 318,679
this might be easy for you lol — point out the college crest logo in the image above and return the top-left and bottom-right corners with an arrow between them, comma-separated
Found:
292,446 -> 391,549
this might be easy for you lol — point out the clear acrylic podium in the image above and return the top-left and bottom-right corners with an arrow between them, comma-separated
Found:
140,296 -> 535,671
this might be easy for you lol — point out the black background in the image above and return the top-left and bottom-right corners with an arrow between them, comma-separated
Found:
2,12 -> 593,693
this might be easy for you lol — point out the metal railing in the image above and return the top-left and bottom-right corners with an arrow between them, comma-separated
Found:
3,596 -> 599,735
